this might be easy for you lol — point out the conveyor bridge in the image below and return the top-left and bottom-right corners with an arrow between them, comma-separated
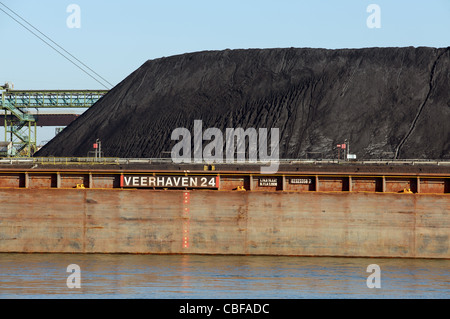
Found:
0,84 -> 108,156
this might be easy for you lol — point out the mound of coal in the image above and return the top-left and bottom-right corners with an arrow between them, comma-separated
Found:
36,47 -> 450,159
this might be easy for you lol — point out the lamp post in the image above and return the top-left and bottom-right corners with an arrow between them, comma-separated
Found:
344,139 -> 348,161
94,139 -> 101,160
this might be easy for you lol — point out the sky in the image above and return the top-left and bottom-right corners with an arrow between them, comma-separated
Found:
0,0 -> 449,143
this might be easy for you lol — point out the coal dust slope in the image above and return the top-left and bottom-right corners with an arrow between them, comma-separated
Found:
36,47 -> 450,159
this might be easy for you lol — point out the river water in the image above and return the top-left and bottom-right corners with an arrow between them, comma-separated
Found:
0,253 -> 448,299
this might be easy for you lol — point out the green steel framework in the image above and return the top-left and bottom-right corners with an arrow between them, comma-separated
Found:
0,88 -> 108,157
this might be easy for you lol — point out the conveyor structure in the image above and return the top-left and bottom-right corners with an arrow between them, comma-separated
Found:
0,83 -> 108,156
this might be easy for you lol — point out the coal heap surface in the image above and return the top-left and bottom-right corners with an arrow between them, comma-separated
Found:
36,47 -> 450,159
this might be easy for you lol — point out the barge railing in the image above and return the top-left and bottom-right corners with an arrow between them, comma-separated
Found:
0,157 -> 449,166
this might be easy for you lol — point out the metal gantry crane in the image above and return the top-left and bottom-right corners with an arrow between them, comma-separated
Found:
0,82 -> 108,157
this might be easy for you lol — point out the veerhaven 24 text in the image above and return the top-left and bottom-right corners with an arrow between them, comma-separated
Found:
179,303 -> 269,316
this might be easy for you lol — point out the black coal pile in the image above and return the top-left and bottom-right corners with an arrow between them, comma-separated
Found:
35,47 -> 450,159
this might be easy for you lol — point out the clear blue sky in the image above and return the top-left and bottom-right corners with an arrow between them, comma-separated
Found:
0,0 -> 449,143
1,0 -> 449,90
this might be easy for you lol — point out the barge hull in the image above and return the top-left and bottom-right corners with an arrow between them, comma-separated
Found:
1,188 -> 448,258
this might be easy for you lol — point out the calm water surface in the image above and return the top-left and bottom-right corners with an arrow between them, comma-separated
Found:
0,254 -> 448,299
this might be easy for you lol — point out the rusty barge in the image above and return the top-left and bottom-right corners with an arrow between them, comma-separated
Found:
0,158 -> 449,259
